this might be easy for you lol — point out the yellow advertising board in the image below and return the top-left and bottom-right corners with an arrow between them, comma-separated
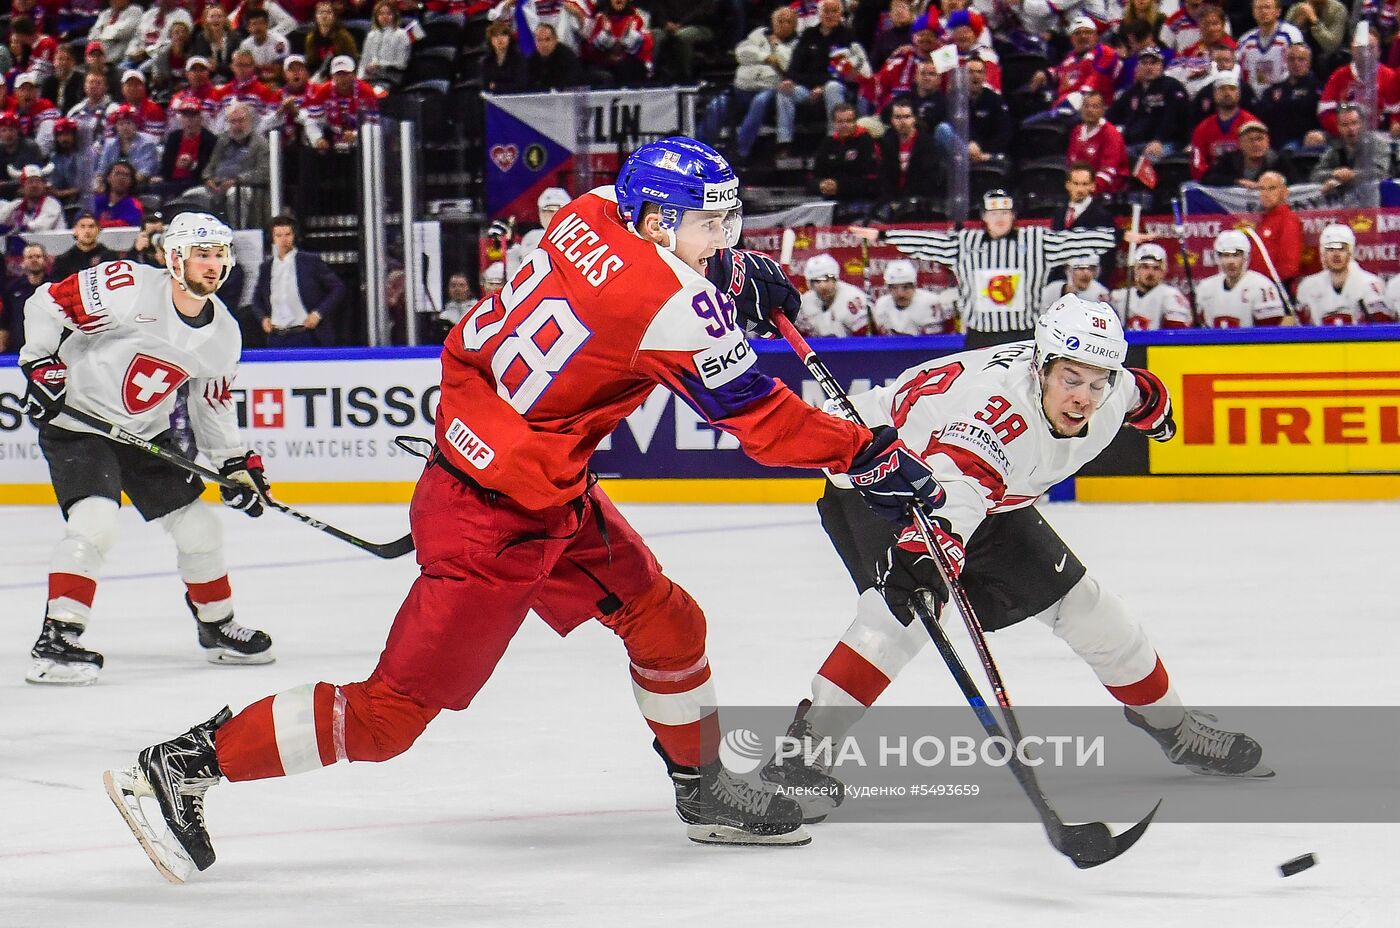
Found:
1146,342 -> 1400,474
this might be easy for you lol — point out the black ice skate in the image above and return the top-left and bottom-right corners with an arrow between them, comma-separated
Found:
759,700 -> 846,824
104,707 -> 231,883
1125,707 -> 1273,778
654,740 -> 811,846
26,616 -> 104,686
186,594 -> 275,665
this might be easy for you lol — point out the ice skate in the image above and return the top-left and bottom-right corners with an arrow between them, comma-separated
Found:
104,707 -> 230,883
655,740 -> 811,846
186,594 -> 275,665
759,700 -> 846,824
26,616 -> 103,686
1125,707 -> 1273,778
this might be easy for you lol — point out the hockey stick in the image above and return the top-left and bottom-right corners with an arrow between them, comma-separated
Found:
1170,200 -> 1200,326
59,407 -> 415,559
1241,225 -> 1298,322
859,235 -> 880,336
769,311 -> 1159,868
1124,203 -> 1141,323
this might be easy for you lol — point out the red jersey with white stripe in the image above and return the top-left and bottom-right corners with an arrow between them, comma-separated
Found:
17,261 -> 246,461
436,187 -> 871,510
1318,62 -> 1400,134
213,77 -> 283,120
1051,43 -> 1120,107
846,342 -> 1140,543
5,98 -> 60,138
305,79 -> 380,141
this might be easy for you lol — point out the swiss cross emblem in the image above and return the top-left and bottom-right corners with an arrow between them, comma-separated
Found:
121,354 -> 189,414
250,388 -> 286,428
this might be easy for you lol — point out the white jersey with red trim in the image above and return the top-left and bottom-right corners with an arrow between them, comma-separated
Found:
1109,282 -> 1193,329
796,281 -> 872,337
845,342 -> 1141,544
1038,279 -> 1109,312
18,261 -> 246,462
1195,269 -> 1284,328
1294,265 -> 1396,325
873,288 -> 955,335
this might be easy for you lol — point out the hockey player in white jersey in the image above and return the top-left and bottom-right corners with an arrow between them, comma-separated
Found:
503,186 -> 572,277
763,295 -> 1270,819
796,253 -> 873,337
17,212 -> 274,685
1294,224 -> 1397,326
1195,229 -> 1285,328
872,259 -> 955,335
1037,253 -> 1109,310
1109,243 -> 1194,330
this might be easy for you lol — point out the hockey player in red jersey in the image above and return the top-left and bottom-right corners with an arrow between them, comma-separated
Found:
18,212 -> 275,685
104,138 -> 944,882
761,295 -> 1271,822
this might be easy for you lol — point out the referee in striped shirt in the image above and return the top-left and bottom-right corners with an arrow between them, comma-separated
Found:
878,190 -> 1117,348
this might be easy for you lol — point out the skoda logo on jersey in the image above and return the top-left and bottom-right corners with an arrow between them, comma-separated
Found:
1065,336 -> 1081,350
122,354 -> 190,415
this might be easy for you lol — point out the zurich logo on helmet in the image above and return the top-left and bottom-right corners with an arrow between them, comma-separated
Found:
1065,336 -> 1081,350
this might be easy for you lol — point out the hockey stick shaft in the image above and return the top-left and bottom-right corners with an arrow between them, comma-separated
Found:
59,407 -> 415,559
770,312 -> 1011,709
1124,204 -> 1141,321
1170,199 -> 1201,326
1241,225 -> 1297,318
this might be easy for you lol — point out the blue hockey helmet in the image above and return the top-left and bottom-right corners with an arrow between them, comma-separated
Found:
615,137 -> 742,250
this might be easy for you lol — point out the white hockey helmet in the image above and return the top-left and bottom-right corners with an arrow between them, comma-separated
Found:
164,211 -> 235,291
537,186 -> 571,212
1034,294 -> 1127,375
1319,223 -> 1355,250
1134,242 -> 1167,264
483,260 -> 506,285
1214,229 -> 1250,256
884,259 -> 917,286
804,253 -> 840,282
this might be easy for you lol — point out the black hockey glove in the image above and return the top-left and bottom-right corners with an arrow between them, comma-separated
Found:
219,452 -> 271,518
707,248 -> 801,337
847,426 -> 945,522
21,355 -> 68,425
1125,368 -> 1176,442
876,523 -> 964,626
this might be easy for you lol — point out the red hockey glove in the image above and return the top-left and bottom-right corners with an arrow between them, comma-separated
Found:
848,426 -> 946,522
21,355 -> 68,425
219,453 -> 271,518
876,522 -> 965,626
1125,368 -> 1176,442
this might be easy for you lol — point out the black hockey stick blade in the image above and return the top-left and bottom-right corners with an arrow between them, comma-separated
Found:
1054,798 -> 1162,869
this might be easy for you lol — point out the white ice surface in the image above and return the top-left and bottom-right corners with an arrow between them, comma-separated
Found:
0,500 -> 1396,927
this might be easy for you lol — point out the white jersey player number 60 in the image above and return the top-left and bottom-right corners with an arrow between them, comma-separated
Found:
462,249 -> 592,413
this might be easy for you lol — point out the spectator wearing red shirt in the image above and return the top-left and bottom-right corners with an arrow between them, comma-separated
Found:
1067,90 -> 1128,193
1249,170 -> 1302,286
581,0 -> 653,88
306,55 -> 380,151
119,69 -> 167,138
168,56 -> 222,124
1317,32 -> 1400,135
10,16 -> 60,84
1189,69 -> 1259,179
1027,16 -> 1121,122
6,72 -> 60,152
214,49 -> 284,128
865,28 -> 936,114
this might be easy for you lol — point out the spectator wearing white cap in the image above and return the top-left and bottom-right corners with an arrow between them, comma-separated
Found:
506,186 -> 573,276
88,0 -> 144,63
1110,243 -> 1194,329
0,164 -> 67,234
8,73 -> 60,157
482,261 -> 506,297
796,253 -> 873,338
1189,68 -> 1261,180
1025,17 -> 1121,125
269,55 -> 320,146
118,69 -> 168,138
1295,224 -> 1397,326
1039,254 -> 1110,311
168,57 -> 222,124
239,9 -> 293,84
306,56 -> 380,152
872,259 -> 955,335
1195,229 -> 1284,327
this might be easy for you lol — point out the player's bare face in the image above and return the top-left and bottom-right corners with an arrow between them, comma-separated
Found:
1218,251 -> 1246,283
1041,359 -> 1111,436
671,209 -> 731,274
1135,260 -> 1163,289
812,277 -> 838,304
1322,246 -> 1350,273
983,210 -> 1014,238
890,282 -> 915,308
182,246 -> 228,297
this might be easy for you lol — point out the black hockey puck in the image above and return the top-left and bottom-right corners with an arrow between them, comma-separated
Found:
1279,853 -> 1317,877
